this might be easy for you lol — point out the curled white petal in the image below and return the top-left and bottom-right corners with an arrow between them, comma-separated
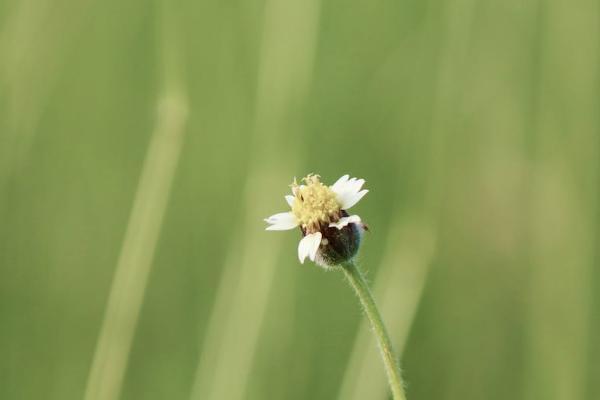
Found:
338,189 -> 368,210
329,215 -> 361,230
297,232 -> 322,263
307,232 -> 322,261
285,195 -> 295,207
265,211 -> 298,230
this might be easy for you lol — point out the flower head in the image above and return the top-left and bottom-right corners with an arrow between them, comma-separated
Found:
264,174 -> 368,267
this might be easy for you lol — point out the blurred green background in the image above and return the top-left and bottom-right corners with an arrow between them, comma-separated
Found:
1,0 -> 598,399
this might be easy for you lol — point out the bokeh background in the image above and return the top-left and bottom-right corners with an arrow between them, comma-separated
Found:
1,0 -> 599,399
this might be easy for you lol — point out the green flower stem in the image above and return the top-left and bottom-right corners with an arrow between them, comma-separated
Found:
341,260 -> 407,400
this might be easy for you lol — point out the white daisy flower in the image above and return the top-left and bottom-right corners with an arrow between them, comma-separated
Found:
264,174 -> 368,267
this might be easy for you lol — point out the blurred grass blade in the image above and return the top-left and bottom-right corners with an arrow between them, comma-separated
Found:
526,167 -> 594,400
189,1 -> 321,399
0,0 -> 93,185
337,217 -> 435,400
524,1 -> 598,398
83,4 -> 188,400
335,1 -> 474,395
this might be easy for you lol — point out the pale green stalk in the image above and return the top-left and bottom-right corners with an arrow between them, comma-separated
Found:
0,0 -> 93,184
524,1 -> 597,398
83,3 -> 188,400
341,260 -> 407,400
189,1 -> 321,399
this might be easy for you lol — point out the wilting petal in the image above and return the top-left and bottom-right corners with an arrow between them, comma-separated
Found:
298,232 -> 322,263
329,215 -> 361,230
265,212 -> 298,230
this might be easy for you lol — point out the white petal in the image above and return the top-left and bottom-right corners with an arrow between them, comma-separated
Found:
329,215 -> 361,230
344,178 -> 365,196
298,237 -> 309,263
350,178 -> 365,193
285,195 -> 295,207
333,179 -> 353,195
307,232 -> 322,261
265,212 -> 298,230
338,189 -> 368,210
331,176 -> 366,200
331,175 -> 350,192
297,232 -> 322,263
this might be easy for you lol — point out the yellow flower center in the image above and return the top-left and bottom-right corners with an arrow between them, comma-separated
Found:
291,175 -> 341,230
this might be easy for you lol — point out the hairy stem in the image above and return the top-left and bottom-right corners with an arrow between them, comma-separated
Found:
341,260 -> 407,400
